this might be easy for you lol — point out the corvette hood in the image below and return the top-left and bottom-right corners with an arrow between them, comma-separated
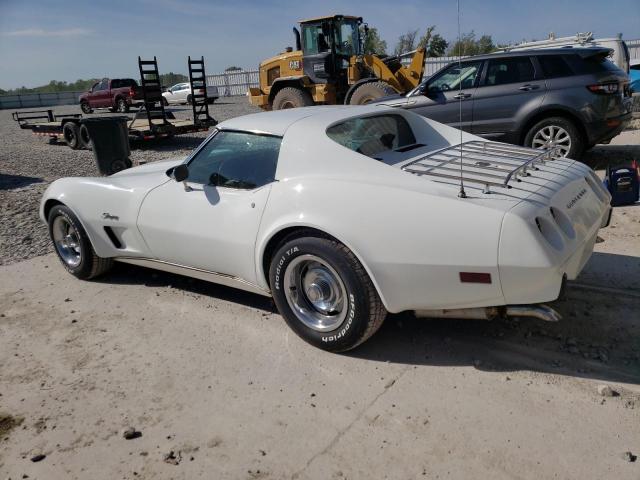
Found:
106,158 -> 184,190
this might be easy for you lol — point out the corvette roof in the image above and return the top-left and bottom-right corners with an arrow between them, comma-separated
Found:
217,104 -> 391,136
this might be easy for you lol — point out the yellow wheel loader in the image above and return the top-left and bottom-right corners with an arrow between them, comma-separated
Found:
248,15 -> 426,110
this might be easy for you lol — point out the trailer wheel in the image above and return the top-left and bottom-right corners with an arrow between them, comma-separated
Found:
80,101 -> 92,114
349,81 -> 396,105
63,122 -> 81,150
272,87 -> 314,110
78,124 -> 92,150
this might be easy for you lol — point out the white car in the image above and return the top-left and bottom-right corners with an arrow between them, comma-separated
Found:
162,82 -> 219,105
40,105 -> 611,351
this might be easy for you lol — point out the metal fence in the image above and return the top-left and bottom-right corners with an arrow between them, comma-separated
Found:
0,91 -> 83,110
207,70 -> 259,96
628,39 -> 640,60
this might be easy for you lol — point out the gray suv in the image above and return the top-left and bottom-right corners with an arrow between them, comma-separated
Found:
378,48 -> 633,158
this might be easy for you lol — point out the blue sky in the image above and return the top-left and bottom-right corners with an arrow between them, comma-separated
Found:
0,0 -> 638,89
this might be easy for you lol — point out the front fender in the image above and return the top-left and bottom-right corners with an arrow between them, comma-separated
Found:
40,170 -> 173,258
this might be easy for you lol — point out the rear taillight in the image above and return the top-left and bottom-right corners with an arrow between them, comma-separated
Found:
129,87 -> 135,97
587,82 -> 620,94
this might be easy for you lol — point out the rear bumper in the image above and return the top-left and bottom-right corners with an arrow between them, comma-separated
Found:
585,110 -> 632,146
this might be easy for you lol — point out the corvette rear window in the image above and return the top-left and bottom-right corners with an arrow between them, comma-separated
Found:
327,114 -> 417,158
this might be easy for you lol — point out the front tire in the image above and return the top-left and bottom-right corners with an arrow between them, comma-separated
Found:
48,205 -> 113,280
269,236 -> 386,352
272,87 -> 314,110
524,116 -> 584,159
349,81 -> 396,105
80,101 -> 92,114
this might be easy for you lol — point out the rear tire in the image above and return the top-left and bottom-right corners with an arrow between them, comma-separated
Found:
187,94 -> 193,105
272,87 -> 314,110
80,101 -> 92,114
48,205 -> 113,280
349,81 -> 396,105
78,124 -> 91,150
524,116 -> 584,159
116,97 -> 129,113
269,235 -> 387,352
63,122 -> 81,150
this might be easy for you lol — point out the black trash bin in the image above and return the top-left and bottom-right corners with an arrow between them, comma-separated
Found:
80,117 -> 131,175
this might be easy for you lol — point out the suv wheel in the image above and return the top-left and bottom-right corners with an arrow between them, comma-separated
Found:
524,117 -> 584,159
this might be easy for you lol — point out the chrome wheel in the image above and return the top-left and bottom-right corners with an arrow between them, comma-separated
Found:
52,216 -> 82,267
283,254 -> 347,332
532,125 -> 572,157
117,99 -> 127,112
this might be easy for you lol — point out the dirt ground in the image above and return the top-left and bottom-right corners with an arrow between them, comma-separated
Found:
0,123 -> 639,479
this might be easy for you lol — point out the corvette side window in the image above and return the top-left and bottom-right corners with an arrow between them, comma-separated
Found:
327,114 -> 416,158
187,131 -> 281,189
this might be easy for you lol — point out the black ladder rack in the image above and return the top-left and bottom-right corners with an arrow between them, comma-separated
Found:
188,56 -> 213,125
138,56 -> 169,131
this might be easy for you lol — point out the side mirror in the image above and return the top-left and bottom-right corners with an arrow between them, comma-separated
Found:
173,164 -> 189,182
208,172 -> 219,186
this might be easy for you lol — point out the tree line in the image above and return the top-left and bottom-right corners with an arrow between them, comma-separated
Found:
1,72 -> 188,96
364,25 -> 506,58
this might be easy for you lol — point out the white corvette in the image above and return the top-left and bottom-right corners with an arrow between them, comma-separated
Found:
40,105 -> 612,351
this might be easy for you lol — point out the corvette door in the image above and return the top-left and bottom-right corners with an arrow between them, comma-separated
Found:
137,131 -> 281,285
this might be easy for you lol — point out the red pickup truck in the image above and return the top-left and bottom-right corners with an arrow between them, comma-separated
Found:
79,78 -> 143,113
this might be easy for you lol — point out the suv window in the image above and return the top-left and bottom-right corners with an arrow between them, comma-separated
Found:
187,131 -> 281,189
565,53 -> 623,74
485,57 -> 535,86
428,61 -> 482,93
327,114 -> 417,157
538,55 -> 574,78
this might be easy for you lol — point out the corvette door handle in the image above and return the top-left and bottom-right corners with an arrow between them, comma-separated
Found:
453,93 -> 472,100
518,84 -> 540,91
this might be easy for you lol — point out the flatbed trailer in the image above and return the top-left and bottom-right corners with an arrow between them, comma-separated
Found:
12,109 -> 215,149
12,56 -> 216,149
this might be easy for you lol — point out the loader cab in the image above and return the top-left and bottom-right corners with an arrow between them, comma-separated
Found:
299,15 -> 362,85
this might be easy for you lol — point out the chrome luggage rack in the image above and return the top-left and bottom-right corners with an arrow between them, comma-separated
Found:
402,140 -> 562,193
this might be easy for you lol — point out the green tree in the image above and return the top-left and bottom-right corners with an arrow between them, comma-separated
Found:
225,66 -> 242,72
428,34 -> 449,57
361,26 -> 387,55
394,29 -> 418,56
448,32 -> 497,56
159,72 -> 188,87
417,26 -> 449,57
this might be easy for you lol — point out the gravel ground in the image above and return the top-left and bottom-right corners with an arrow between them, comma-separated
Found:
0,100 -> 638,266
0,98 -> 259,265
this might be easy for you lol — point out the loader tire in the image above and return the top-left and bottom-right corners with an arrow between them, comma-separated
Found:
349,81 -> 396,105
272,87 -> 314,110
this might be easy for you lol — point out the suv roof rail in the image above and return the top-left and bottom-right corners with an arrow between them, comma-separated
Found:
502,32 -> 596,52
